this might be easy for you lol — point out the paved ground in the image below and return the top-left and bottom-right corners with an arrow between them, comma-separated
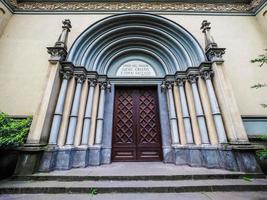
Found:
33,162 -> 244,176
1,192 -> 267,200
1,179 -> 267,188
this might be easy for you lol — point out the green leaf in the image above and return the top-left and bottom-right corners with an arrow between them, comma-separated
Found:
243,176 -> 252,182
251,83 -> 267,89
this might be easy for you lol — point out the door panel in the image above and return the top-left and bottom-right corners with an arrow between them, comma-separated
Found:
112,86 -> 162,161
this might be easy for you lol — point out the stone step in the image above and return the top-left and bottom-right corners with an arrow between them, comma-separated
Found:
0,179 -> 267,194
11,173 -> 265,181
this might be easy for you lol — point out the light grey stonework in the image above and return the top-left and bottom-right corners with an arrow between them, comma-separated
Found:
38,148 -> 57,172
218,149 -> 239,171
174,147 -> 187,165
71,147 -> 88,168
158,85 -> 173,163
101,85 -> 115,164
88,146 -> 101,166
188,148 -> 203,167
37,146 -> 262,173
101,147 -> 112,164
55,147 -> 73,170
202,149 -> 221,168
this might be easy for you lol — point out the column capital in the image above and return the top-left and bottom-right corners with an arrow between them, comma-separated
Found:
47,47 -> 67,64
99,81 -> 112,91
176,77 -> 186,87
201,70 -> 214,80
206,48 -> 226,63
161,81 -> 173,90
88,79 -> 97,87
62,71 -> 73,80
75,74 -> 86,83
187,75 -> 198,84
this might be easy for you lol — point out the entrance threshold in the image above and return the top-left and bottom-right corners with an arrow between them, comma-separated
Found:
29,162 -> 247,177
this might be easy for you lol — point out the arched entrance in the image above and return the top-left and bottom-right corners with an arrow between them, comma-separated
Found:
38,13 -> 238,171
58,13 -> 207,166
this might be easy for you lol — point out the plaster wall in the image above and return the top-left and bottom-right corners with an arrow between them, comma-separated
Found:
0,1 -> 12,38
0,13 -> 266,117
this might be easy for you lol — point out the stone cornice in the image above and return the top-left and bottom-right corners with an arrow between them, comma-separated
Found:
2,0 -> 264,13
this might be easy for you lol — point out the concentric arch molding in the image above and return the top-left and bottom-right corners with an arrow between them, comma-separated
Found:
2,0 -> 265,13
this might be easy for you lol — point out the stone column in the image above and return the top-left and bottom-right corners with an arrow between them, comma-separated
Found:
202,70 -> 228,143
95,82 -> 110,145
177,78 -> 194,144
210,51 -> 248,143
173,83 -> 187,145
74,79 -> 89,146
163,82 -> 180,145
201,20 -> 248,143
57,77 -> 76,147
188,75 -> 209,144
185,80 -> 201,145
26,62 -> 62,145
65,75 -> 85,145
48,72 -> 71,145
88,84 -> 100,145
81,79 -> 96,145
198,77 -> 218,145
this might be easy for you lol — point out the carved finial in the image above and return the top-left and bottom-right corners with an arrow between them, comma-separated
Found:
201,20 -> 211,33
62,19 -> 72,31
55,19 -> 72,49
200,20 -> 218,51
47,19 -> 72,64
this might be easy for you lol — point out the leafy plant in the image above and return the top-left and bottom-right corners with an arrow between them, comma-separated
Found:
0,112 -> 32,148
255,135 -> 267,160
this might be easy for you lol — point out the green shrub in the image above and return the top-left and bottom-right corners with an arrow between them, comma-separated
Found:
0,112 -> 32,148
256,135 -> 267,160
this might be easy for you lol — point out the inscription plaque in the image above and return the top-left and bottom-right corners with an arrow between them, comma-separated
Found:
116,60 -> 156,77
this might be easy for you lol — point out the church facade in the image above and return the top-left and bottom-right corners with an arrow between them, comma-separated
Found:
0,0 -> 267,174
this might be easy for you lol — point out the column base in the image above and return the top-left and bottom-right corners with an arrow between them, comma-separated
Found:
72,146 -> 89,168
202,149 -> 221,169
174,147 -> 187,165
161,146 -> 173,163
101,146 -> 112,164
55,146 -> 73,170
38,147 -> 58,172
88,145 -> 101,166
188,148 -> 203,167
34,144 -> 263,173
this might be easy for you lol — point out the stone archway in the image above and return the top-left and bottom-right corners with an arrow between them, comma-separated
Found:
28,13 -> 260,173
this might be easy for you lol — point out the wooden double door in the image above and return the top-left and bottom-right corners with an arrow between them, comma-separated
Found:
112,86 -> 162,161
